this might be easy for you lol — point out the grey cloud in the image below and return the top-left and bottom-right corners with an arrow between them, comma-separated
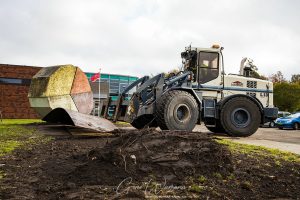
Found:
0,0 -> 299,78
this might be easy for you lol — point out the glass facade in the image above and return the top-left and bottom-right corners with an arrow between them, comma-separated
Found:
86,72 -> 139,117
85,72 -> 139,100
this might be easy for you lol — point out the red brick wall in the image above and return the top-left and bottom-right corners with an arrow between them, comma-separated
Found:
0,64 -> 42,119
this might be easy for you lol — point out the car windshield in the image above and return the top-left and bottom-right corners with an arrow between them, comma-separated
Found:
286,113 -> 300,118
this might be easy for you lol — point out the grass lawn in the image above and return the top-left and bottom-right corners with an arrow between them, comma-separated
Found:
0,119 -> 51,157
217,138 -> 300,162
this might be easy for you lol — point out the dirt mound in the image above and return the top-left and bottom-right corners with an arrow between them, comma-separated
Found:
65,129 -> 232,186
1,127 -> 300,199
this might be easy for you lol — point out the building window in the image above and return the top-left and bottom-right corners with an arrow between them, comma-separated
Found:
109,79 -> 120,94
0,78 -> 31,85
86,72 -> 139,97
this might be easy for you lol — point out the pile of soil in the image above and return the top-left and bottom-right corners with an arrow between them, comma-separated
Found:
0,128 -> 300,199
73,129 -> 232,185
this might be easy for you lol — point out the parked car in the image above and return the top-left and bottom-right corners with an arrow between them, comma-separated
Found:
275,113 -> 300,130
264,111 -> 290,128
278,111 -> 292,118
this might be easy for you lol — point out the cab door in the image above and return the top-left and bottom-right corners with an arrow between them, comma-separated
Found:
197,51 -> 220,84
197,51 -> 222,99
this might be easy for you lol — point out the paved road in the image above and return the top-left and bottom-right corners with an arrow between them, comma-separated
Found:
194,125 -> 300,154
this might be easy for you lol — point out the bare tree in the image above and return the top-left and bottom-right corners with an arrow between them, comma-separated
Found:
291,74 -> 300,83
269,71 -> 286,83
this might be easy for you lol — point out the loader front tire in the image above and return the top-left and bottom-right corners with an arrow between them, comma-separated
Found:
156,90 -> 199,131
220,97 -> 261,137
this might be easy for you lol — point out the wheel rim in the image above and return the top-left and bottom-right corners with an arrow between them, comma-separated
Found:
174,104 -> 190,123
295,123 -> 299,130
231,108 -> 251,128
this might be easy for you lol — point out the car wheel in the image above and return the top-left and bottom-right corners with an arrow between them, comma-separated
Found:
293,123 -> 299,130
269,121 -> 275,128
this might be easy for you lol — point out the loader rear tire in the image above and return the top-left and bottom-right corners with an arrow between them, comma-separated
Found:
156,90 -> 199,131
205,121 -> 225,133
131,115 -> 158,129
220,97 -> 261,137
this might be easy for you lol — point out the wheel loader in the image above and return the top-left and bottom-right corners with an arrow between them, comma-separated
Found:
110,44 -> 278,137
29,45 -> 278,137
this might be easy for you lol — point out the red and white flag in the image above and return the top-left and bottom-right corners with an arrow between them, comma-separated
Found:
91,71 -> 100,82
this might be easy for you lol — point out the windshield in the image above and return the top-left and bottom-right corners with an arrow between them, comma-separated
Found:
286,113 -> 300,118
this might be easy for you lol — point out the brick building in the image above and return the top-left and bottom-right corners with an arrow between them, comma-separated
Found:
0,64 -> 42,118
0,64 -> 139,119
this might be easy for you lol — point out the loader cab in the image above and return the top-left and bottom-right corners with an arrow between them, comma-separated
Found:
181,45 -> 222,84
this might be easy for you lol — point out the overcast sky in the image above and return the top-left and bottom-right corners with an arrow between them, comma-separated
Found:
0,0 -> 299,79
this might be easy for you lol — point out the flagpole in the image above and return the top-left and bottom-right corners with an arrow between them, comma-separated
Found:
98,68 -> 101,117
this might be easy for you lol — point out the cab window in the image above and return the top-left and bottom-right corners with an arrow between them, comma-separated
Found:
198,52 -> 219,84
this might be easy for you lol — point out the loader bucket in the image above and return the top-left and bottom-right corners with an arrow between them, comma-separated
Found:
43,108 -> 117,132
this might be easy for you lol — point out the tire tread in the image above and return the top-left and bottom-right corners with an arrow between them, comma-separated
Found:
220,97 -> 261,137
156,90 -> 198,130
